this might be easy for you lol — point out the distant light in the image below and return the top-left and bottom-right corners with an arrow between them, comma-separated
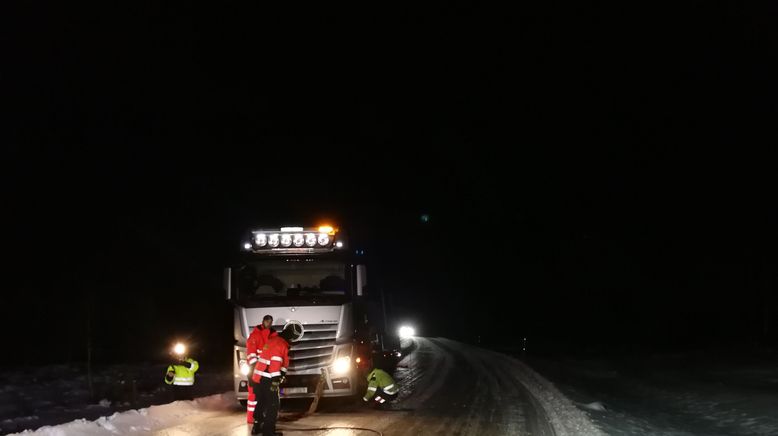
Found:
335,241 -> 344,248
281,227 -> 304,232
173,343 -> 186,356
318,225 -> 335,234
396,352 -> 402,357
243,243 -> 252,251
420,214 -> 430,223
355,357 -> 362,364
399,326 -> 415,339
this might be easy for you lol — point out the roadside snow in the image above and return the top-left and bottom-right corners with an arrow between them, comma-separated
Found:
480,346 -> 606,436
530,352 -> 778,436
0,363 -> 232,434
9,392 -> 237,436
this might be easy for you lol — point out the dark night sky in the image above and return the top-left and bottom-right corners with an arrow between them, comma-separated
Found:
2,3 -> 778,366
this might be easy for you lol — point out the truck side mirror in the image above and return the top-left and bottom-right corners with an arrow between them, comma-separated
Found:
223,267 -> 232,300
356,265 -> 367,297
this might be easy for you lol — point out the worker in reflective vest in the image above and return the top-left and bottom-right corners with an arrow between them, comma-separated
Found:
246,315 -> 277,423
251,324 -> 302,436
362,368 -> 398,407
164,357 -> 199,400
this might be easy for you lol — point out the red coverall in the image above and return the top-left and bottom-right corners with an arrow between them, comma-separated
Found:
250,336 -> 290,436
246,325 -> 276,422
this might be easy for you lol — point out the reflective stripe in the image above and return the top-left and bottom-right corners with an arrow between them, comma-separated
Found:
173,381 -> 194,386
379,398 -> 386,403
247,353 -> 257,358
281,367 -> 287,372
174,377 -> 194,382
383,384 -> 395,391
258,371 -> 281,378
257,358 -> 271,365
367,387 -> 377,391
271,356 -> 283,362
248,401 -> 257,405
248,358 -> 257,364
247,407 -> 255,411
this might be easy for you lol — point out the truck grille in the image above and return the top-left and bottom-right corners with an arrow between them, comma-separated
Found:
273,323 -> 338,371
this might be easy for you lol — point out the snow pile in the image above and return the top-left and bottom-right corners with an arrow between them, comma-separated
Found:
0,363 -> 232,434
529,353 -> 778,436
9,392 -> 237,436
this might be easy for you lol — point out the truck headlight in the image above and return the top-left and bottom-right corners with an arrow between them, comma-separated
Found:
399,326 -> 415,339
305,233 -> 317,247
332,356 -> 351,375
239,359 -> 250,376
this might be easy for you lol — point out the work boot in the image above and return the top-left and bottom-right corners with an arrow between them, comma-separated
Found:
250,423 -> 261,435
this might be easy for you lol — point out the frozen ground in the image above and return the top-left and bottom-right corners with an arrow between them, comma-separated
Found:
5,338 -> 603,436
529,349 -> 778,436
0,363 -> 231,435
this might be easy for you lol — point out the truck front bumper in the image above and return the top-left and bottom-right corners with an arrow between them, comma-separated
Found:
235,370 -> 357,399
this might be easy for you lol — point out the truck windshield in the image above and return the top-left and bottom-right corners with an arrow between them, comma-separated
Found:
235,258 -> 349,307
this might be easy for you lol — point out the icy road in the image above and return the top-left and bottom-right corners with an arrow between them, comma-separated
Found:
13,338 -> 602,436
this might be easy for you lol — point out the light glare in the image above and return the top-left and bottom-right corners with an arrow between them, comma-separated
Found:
399,326 -> 415,339
173,342 -> 186,355
332,356 -> 351,375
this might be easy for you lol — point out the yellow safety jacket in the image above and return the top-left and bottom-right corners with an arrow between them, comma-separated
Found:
363,368 -> 397,401
165,358 -> 199,386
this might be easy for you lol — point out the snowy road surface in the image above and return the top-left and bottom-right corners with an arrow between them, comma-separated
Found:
11,338 -> 602,436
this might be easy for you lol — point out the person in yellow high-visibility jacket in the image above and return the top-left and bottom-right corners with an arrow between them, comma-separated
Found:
165,357 -> 199,400
362,368 -> 398,408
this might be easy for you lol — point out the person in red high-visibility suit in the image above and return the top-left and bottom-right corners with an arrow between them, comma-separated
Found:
251,324 -> 302,436
246,315 -> 277,423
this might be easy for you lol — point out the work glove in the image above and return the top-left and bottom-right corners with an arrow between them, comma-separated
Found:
270,380 -> 280,392
279,370 -> 286,384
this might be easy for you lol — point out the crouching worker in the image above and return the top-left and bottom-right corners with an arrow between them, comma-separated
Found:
362,368 -> 398,407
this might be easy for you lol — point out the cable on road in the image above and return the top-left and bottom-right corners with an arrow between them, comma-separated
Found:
277,425 -> 383,435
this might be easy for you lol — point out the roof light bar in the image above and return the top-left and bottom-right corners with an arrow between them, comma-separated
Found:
246,226 -> 344,253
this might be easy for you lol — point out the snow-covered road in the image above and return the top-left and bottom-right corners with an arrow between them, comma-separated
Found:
12,338 -> 602,436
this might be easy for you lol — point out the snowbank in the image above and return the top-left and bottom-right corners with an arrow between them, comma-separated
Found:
9,392 -> 237,436
0,364 -> 232,434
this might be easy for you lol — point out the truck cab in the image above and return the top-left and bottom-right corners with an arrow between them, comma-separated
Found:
224,225 -> 379,401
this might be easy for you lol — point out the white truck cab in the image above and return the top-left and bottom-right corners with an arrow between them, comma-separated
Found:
224,225 -> 378,402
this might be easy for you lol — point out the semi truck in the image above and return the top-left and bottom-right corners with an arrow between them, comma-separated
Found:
223,225 -> 391,403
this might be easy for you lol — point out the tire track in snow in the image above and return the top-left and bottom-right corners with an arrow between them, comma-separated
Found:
432,338 -> 529,435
